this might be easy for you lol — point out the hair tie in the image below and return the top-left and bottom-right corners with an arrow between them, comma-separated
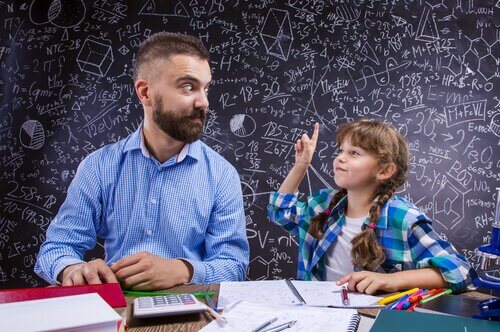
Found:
368,221 -> 377,229
323,208 -> 331,216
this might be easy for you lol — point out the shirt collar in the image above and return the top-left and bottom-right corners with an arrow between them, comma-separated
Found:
328,193 -> 389,230
123,125 -> 201,162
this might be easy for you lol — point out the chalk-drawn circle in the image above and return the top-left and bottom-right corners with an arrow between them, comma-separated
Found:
29,0 -> 52,25
491,112 -> 500,137
230,114 -> 256,138
241,181 -> 256,210
20,120 -> 45,150
48,0 -> 86,28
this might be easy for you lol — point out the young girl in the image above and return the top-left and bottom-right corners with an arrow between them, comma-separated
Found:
268,119 -> 475,294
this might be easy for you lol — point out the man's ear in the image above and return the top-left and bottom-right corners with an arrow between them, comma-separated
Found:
135,79 -> 153,107
376,163 -> 397,181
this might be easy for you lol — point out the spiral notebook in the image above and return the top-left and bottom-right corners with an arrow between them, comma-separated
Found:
217,280 -> 382,309
200,301 -> 360,332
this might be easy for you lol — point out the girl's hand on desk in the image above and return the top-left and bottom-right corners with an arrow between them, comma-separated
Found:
337,271 -> 399,295
59,259 -> 118,286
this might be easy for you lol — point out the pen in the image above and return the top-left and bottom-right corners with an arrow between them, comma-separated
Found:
419,288 -> 452,304
205,294 -> 217,311
122,290 -> 215,299
377,287 -> 419,305
203,302 -> 228,325
341,286 -> 350,306
261,320 -> 297,332
252,317 -> 278,332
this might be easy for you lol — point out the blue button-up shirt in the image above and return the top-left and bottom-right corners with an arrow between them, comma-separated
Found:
35,127 -> 249,284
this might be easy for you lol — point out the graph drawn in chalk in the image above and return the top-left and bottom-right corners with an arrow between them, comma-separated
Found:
230,114 -> 256,138
19,120 -> 45,150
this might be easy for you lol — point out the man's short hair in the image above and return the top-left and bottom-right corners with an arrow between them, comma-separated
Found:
132,32 -> 210,81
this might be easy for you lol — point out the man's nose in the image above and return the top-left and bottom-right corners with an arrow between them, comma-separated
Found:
195,91 -> 209,111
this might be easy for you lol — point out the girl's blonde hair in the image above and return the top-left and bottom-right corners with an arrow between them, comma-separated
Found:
309,119 -> 409,270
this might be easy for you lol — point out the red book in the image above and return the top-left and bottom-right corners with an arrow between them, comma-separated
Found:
0,283 -> 127,308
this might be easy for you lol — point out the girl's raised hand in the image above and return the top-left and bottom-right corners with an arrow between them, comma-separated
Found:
294,123 -> 319,169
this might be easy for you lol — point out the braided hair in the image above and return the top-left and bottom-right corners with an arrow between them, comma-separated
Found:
309,119 -> 409,270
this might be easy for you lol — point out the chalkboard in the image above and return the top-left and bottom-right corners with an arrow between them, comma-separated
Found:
0,0 -> 498,289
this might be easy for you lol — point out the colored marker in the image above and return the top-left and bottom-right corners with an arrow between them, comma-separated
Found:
377,288 -> 420,305
420,288 -> 452,304
394,294 -> 410,310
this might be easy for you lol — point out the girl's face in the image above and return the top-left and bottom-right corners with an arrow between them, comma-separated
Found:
333,138 -> 379,190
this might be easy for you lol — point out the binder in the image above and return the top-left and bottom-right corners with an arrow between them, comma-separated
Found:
0,282 -> 127,308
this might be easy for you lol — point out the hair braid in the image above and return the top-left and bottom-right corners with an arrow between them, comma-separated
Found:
309,188 -> 347,239
351,182 -> 397,270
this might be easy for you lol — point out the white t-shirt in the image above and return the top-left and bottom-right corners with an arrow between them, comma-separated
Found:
323,215 -> 367,282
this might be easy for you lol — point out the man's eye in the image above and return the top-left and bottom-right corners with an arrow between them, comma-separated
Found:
204,87 -> 209,95
182,84 -> 193,92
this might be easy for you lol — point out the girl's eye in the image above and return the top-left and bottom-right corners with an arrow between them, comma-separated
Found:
351,151 -> 360,156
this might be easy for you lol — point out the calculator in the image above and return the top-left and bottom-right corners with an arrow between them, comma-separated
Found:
133,294 -> 207,318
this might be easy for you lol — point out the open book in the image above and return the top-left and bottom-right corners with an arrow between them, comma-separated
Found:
217,280 -> 383,310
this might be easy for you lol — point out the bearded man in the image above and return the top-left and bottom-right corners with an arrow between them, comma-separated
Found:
35,32 -> 249,290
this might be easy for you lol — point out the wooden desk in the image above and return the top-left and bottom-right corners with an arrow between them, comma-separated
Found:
116,284 -> 493,331
116,284 -> 219,332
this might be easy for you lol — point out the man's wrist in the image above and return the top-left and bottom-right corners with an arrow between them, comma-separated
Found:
176,259 -> 194,284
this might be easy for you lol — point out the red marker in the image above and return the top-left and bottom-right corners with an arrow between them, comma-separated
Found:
341,286 -> 350,306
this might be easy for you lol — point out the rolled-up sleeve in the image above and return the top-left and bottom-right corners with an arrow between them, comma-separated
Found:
408,221 -> 476,293
267,192 -> 301,236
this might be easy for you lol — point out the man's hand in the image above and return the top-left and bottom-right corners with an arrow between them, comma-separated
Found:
111,252 -> 193,291
337,271 -> 399,295
59,259 -> 118,286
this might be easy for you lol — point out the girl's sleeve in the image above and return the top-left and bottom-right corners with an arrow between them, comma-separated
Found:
267,189 -> 334,237
267,192 -> 303,237
408,219 -> 477,293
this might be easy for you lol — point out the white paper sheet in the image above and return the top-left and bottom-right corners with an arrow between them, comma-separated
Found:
290,280 -> 382,308
201,301 -> 359,332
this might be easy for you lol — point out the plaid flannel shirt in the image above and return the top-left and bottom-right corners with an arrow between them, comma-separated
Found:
268,188 -> 476,293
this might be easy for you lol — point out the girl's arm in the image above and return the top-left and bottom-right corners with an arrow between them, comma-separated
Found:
278,123 -> 319,194
337,268 -> 447,294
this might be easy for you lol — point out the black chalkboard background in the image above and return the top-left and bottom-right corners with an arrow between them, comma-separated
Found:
0,1 -> 498,289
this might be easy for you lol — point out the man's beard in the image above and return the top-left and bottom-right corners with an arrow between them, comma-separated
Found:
152,96 -> 206,143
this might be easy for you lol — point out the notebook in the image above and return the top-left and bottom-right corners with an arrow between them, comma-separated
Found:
217,280 -> 382,310
0,282 -> 127,308
200,300 -> 361,332
371,309 -> 499,332
414,294 -> 482,317
0,293 -> 123,332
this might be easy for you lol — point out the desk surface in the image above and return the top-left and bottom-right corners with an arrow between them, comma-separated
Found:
116,284 -> 492,332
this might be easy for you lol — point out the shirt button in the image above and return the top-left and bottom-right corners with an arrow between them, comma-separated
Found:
150,198 -> 157,205
146,229 -> 152,236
